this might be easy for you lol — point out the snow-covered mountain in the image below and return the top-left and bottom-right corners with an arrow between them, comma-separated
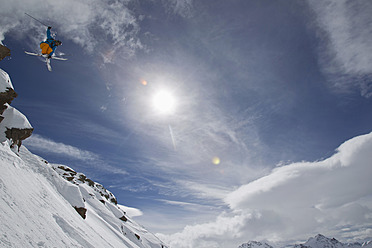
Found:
0,66 -> 167,247
0,143 -> 167,247
239,241 -> 274,248
295,234 -> 372,248
239,235 -> 372,248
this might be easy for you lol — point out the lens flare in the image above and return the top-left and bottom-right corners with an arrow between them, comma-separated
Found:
212,157 -> 220,165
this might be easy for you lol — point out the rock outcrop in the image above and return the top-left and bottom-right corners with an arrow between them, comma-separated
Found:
53,164 -> 121,218
0,44 -> 11,61
0,68 -> 33,151
0,68 -> 17,112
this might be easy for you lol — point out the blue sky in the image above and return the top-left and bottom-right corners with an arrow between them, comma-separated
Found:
1,0 -> 372,247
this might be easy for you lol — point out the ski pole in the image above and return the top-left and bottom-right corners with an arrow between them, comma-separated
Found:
24,13 -> 49,27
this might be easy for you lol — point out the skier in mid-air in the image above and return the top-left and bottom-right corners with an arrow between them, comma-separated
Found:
24,14 -> 67,71
40,26 -> 62,58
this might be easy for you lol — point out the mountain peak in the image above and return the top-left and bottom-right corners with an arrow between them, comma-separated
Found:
239,235 -> 371,248
303,234 -> 348,248
239,241 -> 274,248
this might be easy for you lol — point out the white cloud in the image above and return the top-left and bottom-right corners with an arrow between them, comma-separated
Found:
118,204 -> 143,218
308,0 -> 372,97
24,134 -> 100,162
158,132 -> 372,247
157,210 -> 255,248
0,0 -> 142,62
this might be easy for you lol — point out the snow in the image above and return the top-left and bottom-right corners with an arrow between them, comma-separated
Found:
119,204 -> 144,218
0,104 -> 32,129
362,241 -> 372,248
0,68 -> 32,143
238,241 -> 274,248
0,104 -> 33,142
300,234 -> 366,248
0,68 -> 14,92
0,143 -> 167,247
239,235 -> 372,248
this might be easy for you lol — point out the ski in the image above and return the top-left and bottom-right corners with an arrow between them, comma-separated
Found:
46,58 -> 52,71
24,51 -> 67,61
25,51 -> 67,72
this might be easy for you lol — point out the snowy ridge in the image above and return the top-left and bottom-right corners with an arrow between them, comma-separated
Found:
239,241 -> 274,248
0,143 -> 167,248
300,234 -> 372,248
239,235 -> 372,248
52,164 -> 118,206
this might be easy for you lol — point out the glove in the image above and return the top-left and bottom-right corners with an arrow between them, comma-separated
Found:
47,54 -> 52,59
48,26 -> 52,30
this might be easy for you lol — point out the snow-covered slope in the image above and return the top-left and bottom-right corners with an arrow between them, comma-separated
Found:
0,142 -> 167,247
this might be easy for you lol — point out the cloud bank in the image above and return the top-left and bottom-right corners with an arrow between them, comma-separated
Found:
308,0 -> 372,97
158,132 -> 372,247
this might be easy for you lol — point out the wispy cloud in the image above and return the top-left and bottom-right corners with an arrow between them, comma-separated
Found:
163,0 -> 194,18
24,134 -> 129,176
175,180 -> 231,202
122,63 -> 266,184
308,0 -> 372,97
24,134 -> 100,162
158,132 -> 372,247
0,0 -> 142,63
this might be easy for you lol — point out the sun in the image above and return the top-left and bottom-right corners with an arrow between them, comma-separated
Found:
152,90 -> 176,114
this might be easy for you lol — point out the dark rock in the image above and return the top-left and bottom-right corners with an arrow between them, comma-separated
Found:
78,174 -> 87,183
66,176 -> 74,181
86,178 -> 95,187
0,87 -> 17,114
58,166 -> 76,174
74,207 -> 87,219
111,198 -> 118,205
5,127 -> 33,151
0,44 -> 10,61
119,215 -> 128,222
